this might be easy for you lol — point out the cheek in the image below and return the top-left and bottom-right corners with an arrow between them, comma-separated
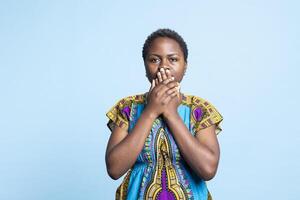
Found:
173,65 -> 184,74
146,66 -> 158,78
173,67 -> 185,81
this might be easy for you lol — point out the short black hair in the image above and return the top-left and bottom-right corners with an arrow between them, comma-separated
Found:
142,28 -> 188,63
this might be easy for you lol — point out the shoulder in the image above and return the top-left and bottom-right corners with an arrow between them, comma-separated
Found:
106,92 -> 147,116
182,93 -> 216,120
182,93 -> 224,134
182,93 -> 214,109
105,93 -> 147,132
113,92 -> 147,106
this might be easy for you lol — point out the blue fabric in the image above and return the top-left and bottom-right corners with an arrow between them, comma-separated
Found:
106,93 -> 223,199
125,102 -> 208,199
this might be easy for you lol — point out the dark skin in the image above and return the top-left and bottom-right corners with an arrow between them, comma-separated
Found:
105,37 -> 220,181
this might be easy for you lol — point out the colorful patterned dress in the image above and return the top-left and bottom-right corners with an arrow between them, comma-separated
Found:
106,92 -> 223,200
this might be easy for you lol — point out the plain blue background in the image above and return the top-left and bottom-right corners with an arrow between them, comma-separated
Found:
0,0 -> 299,199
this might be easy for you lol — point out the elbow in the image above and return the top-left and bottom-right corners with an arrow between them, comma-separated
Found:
199,157 -> 219,181
105,155 -> 122,180
201,166 -> 218,181
106,160 -> 122,180
107,168 -> 121,180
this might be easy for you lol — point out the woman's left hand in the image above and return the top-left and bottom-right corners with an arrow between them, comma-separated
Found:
156,68 -> 182,118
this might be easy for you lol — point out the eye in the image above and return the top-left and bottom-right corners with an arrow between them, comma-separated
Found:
170,57 -> 178,62
149,58 -> 160,63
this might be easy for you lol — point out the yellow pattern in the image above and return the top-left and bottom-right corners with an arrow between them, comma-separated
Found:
145,127 -> 187,199
106,92 -> 224,199
115,169 -> 131,199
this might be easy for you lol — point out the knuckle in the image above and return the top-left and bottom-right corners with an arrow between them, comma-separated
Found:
168,82 -> 176,87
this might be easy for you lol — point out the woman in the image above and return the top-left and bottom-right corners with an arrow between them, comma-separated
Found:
105,28 -> 224,200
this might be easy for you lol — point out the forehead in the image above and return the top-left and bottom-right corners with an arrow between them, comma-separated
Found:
148,37 -> 182,54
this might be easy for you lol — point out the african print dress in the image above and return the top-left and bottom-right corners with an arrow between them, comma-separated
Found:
106,92 -> 223,200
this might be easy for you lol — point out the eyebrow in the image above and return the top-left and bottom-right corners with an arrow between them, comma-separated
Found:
148,53 -> 179,57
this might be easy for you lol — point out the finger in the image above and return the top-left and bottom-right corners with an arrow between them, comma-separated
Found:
155,78 -> 159,85
163,90 -> 178,104
166,81 -> 179,89
169,89 -> 180,98
162,76 -> 174,85
176,82 -> 181,93
162,95 -> 172,105
156,84 -> 171,98
166,86 -> 179,95
149,79 -> 155,91
157,71 -> 163,82
171,91 -> 179,97
166,69 -> 172,80
162,92 -> 177,104
160,68 -> 168,81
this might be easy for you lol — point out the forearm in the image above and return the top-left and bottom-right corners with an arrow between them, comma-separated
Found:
106,107 -> 156,179
163,112 -> 218,180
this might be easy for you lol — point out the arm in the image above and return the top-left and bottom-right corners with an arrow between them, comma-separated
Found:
158,68 -> 220,180
163,112 -> 220,181
105,78 -> 177,180
105,107 -> 156,180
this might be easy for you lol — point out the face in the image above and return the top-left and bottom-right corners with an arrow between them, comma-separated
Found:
144,37 -> 187,83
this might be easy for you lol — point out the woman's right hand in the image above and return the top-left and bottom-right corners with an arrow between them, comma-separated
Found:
145,69 -> 179,118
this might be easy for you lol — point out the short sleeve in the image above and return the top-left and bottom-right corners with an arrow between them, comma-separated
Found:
105,97 -> 132,133
191,97 -> 224,135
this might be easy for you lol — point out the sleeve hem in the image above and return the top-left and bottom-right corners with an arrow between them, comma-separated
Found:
106,110 -> 129,132
194,116 -> 223,135
192,96 -> 224,136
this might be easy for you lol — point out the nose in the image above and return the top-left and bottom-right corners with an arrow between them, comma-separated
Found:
158,63 -> 170,71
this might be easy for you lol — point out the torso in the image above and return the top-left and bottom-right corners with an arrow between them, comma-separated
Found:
114,92 -> 214,200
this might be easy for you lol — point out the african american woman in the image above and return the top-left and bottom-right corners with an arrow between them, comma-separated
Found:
105,28 -> 224,200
